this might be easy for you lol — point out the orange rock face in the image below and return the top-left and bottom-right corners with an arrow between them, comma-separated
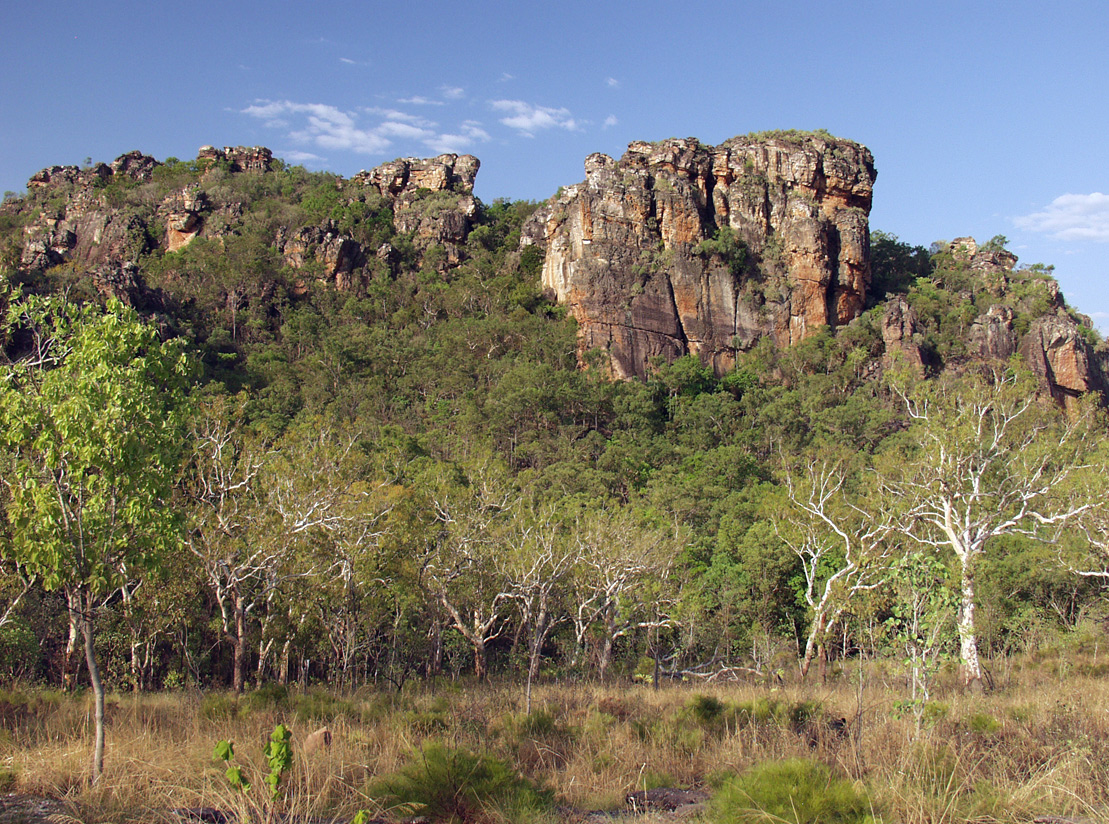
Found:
522,134 -> 876,379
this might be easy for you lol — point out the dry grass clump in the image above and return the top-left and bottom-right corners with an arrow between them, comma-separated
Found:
2,669 -> 1109,824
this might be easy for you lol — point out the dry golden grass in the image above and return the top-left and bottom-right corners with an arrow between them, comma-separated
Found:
2,665 -> 1109,824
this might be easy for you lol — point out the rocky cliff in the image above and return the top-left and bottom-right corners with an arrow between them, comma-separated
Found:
521,132 -> 876,379
879,236 -> 1108,406
9,146 -> 480,301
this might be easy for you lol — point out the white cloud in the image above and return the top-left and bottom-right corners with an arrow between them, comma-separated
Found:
1014,193 -> 1109,242
339,57 -> 356,65
490,100 -> 578,136
606,77 -> 620,88
278,149 -> 325,164
440,86 -> 465,100
603,115 -> 618,129
364,107 -> 435,127
424,121 -> 491,154
241,99 -> 486,159
398,96 -> 443,106
499,73 -> 515,82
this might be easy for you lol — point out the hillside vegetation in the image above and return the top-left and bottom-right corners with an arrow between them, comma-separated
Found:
0,142 -> 1107,704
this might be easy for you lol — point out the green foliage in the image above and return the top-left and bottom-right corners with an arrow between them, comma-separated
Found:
0,617 -> 38,678
687,693 -> 727,726
869,230 -> 932,303
712,758 -> 873,824
694,227 -> 748,278
200,693 -> 241,720
369,742 -> 551,823
213,724 -> 292,801
741,129 -> 838,144
0,295 -> 190,597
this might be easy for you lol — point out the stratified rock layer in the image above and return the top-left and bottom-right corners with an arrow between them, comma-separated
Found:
522,133 -> 876,378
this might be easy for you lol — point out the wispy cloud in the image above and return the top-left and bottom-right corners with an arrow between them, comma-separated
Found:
426,122 -> 491,154
490,100 -> 578,136
242,99 -> 487,159
339,57 -> 356,65
1014,193 -> 1109,242
606,77 -> 620,88
440,86 -> 465,100
603,115 -> 618,129
278,149 -> 325,164
398,96 -> 444,106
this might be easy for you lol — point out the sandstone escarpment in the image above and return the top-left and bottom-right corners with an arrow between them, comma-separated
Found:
351,153 -> 480,267
522,133 -> 876,378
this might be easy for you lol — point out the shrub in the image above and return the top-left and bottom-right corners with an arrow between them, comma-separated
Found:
688,693 -> 727,726
712,758 -> 873,824
200,692 -> 240,720
369,742 -> 552,823
241,683 -> 289,713
966,711 -> 1001,734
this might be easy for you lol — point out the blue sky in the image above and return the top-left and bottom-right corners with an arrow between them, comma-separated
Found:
3,0 -> 1107,327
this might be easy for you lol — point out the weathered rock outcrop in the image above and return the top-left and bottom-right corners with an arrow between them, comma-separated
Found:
162,186 -> 208,252
276,153 -> 481,288
943,237 -> 1106,406
197,145 -> 273,173
881,296 -> 925,372
522,133 -> 876,378
1020,315 -> 1108,406
351,153 -> 479,266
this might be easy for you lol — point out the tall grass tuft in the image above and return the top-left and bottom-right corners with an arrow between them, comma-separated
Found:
368,741 -> 552,824
712,758 -> 874,824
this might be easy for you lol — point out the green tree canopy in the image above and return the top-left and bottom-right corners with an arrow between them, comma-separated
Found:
0,294 -> 190,778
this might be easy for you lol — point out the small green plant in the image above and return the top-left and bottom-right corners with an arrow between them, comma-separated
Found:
214,723 -> 293,803
712,758 -> 874,824
369,742 -> 551,823
966,711 -> 1002,734
687,693 -> 727,726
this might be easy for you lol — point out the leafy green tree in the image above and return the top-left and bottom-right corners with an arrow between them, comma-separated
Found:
0,295 -> 189,779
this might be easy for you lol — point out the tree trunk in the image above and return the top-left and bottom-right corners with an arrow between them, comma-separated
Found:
63,591 -> 82,692
79,589 -> 105,783
278,638 -> 292,687
232,600 -> 246,693
130,638 -> 142,693
473,639 -> 487,681
598,605 -> 615,682
958,559 -> 984,693
799,613 -> 825,680
428,618 -> 443,677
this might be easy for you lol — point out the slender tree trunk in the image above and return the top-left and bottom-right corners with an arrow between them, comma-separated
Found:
79,590 -> 105,783
278,638 -> 292,687
428,617 -> 443,677
800,612 -> 826,680
599,605 -> 615,682
131,638 -> 142,693
958,558 -> 984,693
232,600 -> 246,693
63,592 -> 82,692
473,639 -> 487,681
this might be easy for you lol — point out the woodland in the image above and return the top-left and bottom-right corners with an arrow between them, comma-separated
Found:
0,148 -> 1108,822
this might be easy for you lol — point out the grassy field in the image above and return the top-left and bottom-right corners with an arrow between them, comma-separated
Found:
2,664 -> 1108,824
